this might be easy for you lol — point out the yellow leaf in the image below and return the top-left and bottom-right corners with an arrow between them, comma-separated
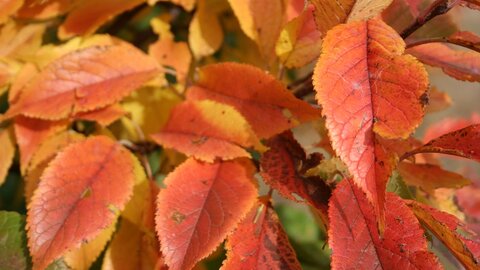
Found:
0,20 -> 45,59
189,0 -> 224,59
0,128 -> 15,186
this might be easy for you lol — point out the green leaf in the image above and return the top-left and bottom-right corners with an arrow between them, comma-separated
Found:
0,211 -> 30,270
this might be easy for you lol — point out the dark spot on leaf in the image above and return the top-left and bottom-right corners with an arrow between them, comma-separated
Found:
171,210 -> 186,224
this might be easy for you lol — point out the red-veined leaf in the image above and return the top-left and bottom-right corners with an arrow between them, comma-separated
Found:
329,179 -> 442,269
27,136 -> 137,270
187,62 -> 321,138
407,43 -> 480,82
222,199 -> 302,270
313,18 -> 428,228
398,162 -> 471,194
403,124 -> 480,161
406,200 -> 480,269
3,44 -> 160,120
58,0 -> 146,39
310,0 -> 393,34
151,100 -> 264,162
0,128 -> 14,186
156,158 -> 257,270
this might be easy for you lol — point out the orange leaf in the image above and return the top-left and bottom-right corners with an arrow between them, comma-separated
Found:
27,136 -> 137,270
423,114 -> 480,143
74,104 -> 126,126
404,124 -> 480,161
16,0 -> 74,20
151,100 -> 264,162
149,36 -> 192,84
460,0 -> 480,10
310,0 -> 393,34
0,0 -> 23,24
222,200 -> 302,270
406,200 -> 480,269
156,158 -> 257,270
426,86 -> 452,113
407,43 -> 480,82
58,0 -> 146,39
313,18 -> 428,227
447,31 -> 480,53
398,162 -> 471,194
0,128 -> 14,186
276,4 -> 322,68
187,63 -> 320,138
3,44 -> 159,120
329,179 -> 442,269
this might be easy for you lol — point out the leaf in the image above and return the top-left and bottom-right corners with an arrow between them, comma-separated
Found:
0,128 -> 15,186
406,200 -> 480,269
456,185 -> 480,220
404,124 -> 480,161
460,0 -> 480,10
186,62 -> 321,138
227,0 -> 286,59
27,136 -> 137,270
58,0 -> 146,39
14,116 -> 69,173
310,0 -> 393,34
313,18 -> 428,227
0,211 -> 29,270
151,100 -> 264,163
407,43 -> 480,82
398,162 -> 471,194
329,179 -> 442,269
0,0 -> 23,24
276,4 -> 322,68
73,104 -> 126,126
446,31 -> 480,53
0,20 -> 46,59
64,222 -> 117,270
222,200 -> 302,270
423,113 -> 480,143
3,44 -> 160,120
16,0 -> 74,20
188,0 -> 224,59
156,158 -> 257,270
426,86 -> 452,113
148,0 -> 196,11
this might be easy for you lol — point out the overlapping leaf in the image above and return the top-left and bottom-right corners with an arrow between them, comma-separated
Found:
426,86 -> 452,113
222,200 -> 302,270
329,180 -> 442,269
406,200 -> 480,269
403,124 -> 480,161
27,136 -> 137,270
313,18 -> 428,226
0,211 -> 29,270
151,100 -> 264,162
16,0 -> 74,20
407,43 -> 480,82
3,44 -> 160,120
156,158 -> 257,270
0,129 -> 14,186
187,62 -> 321,138
0,0 -> 23,24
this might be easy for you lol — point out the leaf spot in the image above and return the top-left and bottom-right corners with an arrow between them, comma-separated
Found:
171,210 -> 186,224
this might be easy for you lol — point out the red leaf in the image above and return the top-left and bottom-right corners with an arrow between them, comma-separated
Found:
186,62 -> 320,138
446,31 -> 480,53
457,185 -> 480,221
407,43 -> 480,82
222,199 -> 302,270
27,136 -> 137,270
329,179 -> 442,269
151,100 -> 264,162
313,18 -> 428,227
406,200 -> 480,269
423,113 -> 480,143
155,158 -> 257,270
3,44 -> 159,120
403,124 -> 480,161
0,128 -> 14,185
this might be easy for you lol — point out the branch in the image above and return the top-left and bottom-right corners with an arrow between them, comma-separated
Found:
400,0 -> 460,39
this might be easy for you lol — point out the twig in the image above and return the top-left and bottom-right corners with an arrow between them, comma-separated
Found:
406,37 -> 480,53
400,0 -> 460,39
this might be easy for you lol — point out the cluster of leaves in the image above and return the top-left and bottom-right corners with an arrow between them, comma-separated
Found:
0,0 -> 480,269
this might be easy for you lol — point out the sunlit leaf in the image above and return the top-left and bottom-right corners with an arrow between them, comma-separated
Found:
0,128 -> 14,186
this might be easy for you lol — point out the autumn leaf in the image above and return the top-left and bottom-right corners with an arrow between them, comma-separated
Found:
310,0 -> 393,34
151,100 -> 264,162
456,185 -> 480,221
0,0 -> 23,24
407,43 -> 480,82
187,62 -> 321,138
0,128 -> 15,186
188,0 -> 224,59
398,162 -> 471,194
0,211 -> 29,270
423,113 -> 480,143
3,44 -> 160,121
460,0 -> 480,10
156,158 -> 257,270
426,86 -> 452,113
403,124 -> 480,161
73,104 -> 126,126
27,136 -> 138,270
149,0 -> 196,11
58,0 -> 146,39
276,4 -> 322,68
445,31 -> 480,53
406,200 -> 480,269
313,18 -> 428,228
227,0 -> 286,60
16,0 -> 74,20
0,20 -> 46,59
222,199 -> 302,270
329,179 -> 442,269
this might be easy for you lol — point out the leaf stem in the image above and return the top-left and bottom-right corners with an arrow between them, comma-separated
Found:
400,0 -> 460,39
